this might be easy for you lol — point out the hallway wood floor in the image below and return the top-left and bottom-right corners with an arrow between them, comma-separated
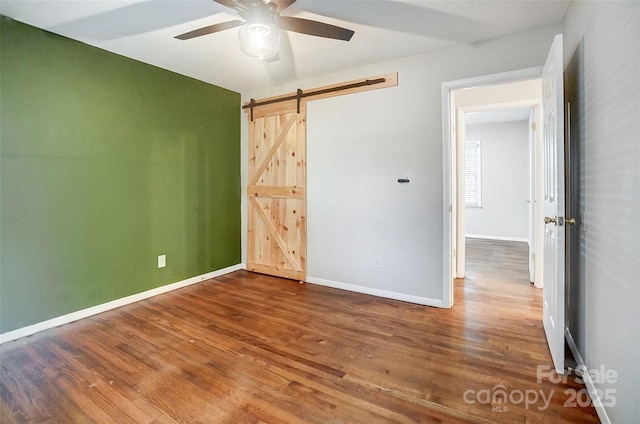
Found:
465,238 -> 532,285
1,243 -> 598,423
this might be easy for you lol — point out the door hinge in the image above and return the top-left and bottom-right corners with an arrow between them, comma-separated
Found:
531,253 -> 536,262
531,122 -> 537,131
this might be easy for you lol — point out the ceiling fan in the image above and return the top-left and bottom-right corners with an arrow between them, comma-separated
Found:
174,0 -> 355,60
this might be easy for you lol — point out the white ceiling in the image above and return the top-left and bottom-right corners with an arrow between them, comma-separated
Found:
0,0 -> 570,93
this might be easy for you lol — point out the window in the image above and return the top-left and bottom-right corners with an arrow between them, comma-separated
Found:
465,141 -> 482,208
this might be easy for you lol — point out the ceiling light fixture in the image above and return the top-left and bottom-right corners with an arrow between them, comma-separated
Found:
238,22 -> 280,60
175,0 -> 355,62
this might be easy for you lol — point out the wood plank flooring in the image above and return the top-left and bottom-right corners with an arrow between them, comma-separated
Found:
1,242 -> 598,423
465,238 -> 532,284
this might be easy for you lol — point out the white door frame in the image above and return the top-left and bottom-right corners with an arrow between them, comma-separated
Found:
441,67 -> 542,307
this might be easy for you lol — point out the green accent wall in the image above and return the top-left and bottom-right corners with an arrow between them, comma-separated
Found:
0,17 -> 241,333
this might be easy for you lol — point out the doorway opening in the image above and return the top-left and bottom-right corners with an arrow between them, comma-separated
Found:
462,105 -> 537,287
441,68 -> 544,308
453,80 -> 543,289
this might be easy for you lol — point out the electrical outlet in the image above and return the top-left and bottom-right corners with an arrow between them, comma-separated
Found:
158,255 -> 166,268
374,256 -> 382,268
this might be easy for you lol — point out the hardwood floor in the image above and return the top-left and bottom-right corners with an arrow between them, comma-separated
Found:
465,238 -> 532,285
1,247 -> 598,423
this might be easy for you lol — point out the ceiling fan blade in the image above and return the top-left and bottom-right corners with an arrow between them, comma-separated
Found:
277,17 -> 354,41
213,0 -> 249,14
175,20 -> 244,40
269,0 -> 297,13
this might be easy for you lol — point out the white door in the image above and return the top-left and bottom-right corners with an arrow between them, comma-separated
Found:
542,34 -> 566,374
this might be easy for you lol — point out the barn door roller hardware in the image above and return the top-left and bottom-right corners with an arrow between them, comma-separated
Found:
296,88 -> 303,114
243,73 -> 397,121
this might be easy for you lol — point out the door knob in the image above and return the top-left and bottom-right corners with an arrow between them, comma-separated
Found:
565,217 -> 576,225
544,216 -> 556,225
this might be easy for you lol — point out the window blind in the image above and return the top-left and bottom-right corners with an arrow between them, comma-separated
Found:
465,141 -> 482,208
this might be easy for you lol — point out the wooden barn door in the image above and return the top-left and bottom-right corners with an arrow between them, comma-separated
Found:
247,101 -> 306,281
244,74 -> 396,282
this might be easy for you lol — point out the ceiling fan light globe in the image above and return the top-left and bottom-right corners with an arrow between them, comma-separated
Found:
239,23 -> 280,59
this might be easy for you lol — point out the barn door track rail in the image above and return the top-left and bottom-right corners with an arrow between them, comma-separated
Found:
243,73 -> 398,120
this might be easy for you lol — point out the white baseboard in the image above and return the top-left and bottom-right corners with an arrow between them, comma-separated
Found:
565,328 -> 611,424
306,276 -> 444,308
466,234 -> 529,243
0,264 -> 244,344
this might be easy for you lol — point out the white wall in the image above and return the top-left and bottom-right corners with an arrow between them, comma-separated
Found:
465,120 -> 530,241
241,25 -> 561,304
563,2 -> 640,423
305,87 -> 439,302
